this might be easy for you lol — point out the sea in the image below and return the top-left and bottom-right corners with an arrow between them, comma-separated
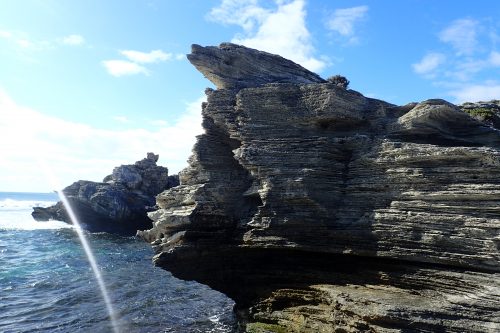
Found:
0,192 -> 235,333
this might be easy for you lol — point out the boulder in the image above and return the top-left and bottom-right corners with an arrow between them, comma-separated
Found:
32,153 -> 179,235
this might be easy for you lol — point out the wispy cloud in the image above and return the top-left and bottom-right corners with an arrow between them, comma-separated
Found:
489,51 -> 500,66
150,119 -> 169,127
439,19 -> 478,56
414,17 -> 500,103
120,49 -> 172,63
0,88 -> 204,192
208,0 -> 326,72
16,39 -> 35,48
412,52 -> 446,77
0,30 -> 12,38
103,49 -> 182,77
326,5 -> 368,43
448,83 -> 500,103
62,34 -> 85,46
208,0 -> 269,32
112,116 -> 131,124
102,60 -> 150,77
13,36 -> 51,51
0,30 -> 84,51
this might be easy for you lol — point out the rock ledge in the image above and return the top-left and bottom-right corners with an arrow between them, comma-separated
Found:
140,44 -> 500,332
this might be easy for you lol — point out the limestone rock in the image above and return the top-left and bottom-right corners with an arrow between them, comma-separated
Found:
187,43 -> 325,90
138,44 -> 500,332
32,153 -> 179,235
459,100 -> 500,129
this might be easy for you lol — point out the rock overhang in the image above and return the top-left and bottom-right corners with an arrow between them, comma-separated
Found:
139,43 -> 500,332
187,43 -> 326,90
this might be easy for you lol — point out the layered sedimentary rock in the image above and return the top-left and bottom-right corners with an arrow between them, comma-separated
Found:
138,43 -> 500,332
460,100 -> 500,129
187,43 -> 325,89
33,153 -> 179,235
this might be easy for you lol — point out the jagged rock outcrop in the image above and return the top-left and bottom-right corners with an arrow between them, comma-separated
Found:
188,43 -> 325,90
138,43 -> 500,332
460,100 -> 500,129
33,153 -> 179,235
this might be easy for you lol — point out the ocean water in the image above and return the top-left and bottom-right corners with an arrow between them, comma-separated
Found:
0,192 -> 235,333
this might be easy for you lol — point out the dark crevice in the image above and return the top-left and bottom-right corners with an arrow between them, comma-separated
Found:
389,134 -> 484,147
154,246 -> 497,310
199,109 -> 264,230
340,149 -> 353,196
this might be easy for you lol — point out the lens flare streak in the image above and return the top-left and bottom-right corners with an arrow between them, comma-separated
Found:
56,189 -> 121,333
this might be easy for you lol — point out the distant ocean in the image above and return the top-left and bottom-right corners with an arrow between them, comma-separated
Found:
0,192 -> 235,333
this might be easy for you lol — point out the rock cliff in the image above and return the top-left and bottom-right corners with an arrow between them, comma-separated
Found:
33,153 -> 179,235
138,44 -> 500,332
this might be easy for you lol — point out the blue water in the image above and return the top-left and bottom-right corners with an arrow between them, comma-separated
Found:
0,192 -> 235,333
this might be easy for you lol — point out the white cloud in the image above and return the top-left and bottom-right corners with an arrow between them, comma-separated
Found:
439,19 -> 478,56
14,37 -> 51,52
0,31 -> 84,49
326,5 -> 368,40
150,119 -> 169,127
103,49 -> 182,77
208,0 -> 269,32
414,17 -> 500,103
448,83 -> 500,103
62,34 -> 85,46
489,51 -> 500,66
208,0 -> 326,72
0,30 -> 52,52
120,49 -> 172,63
175,53 -> 185,60
112,116 -> 131,124
0,88 -> 204,192
17,39 -> 35,48
0,30 -> 12,38
412,52 -> 446,76
102,60 -> 149,77
447,58 -> 489,81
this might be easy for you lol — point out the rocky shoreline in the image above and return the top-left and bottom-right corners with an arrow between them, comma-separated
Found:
138,43 -> 500,332
33,153 -> 178,235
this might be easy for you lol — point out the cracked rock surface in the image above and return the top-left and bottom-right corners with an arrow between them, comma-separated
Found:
138,43 -> 500,332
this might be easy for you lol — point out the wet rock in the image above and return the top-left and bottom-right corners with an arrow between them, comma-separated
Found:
32,153 -> 179,235
139,44 -> 500,332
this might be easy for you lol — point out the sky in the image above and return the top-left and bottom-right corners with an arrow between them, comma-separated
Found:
1,0 -> 499,192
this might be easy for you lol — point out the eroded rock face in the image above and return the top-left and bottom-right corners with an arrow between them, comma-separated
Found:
460,100 -> 500,129
32,153 -> 179,235
138,44 -> 500,332
187,43 -> 325,89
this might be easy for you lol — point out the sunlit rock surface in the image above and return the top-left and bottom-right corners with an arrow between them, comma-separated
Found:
187,42 -> 325,90
32,153 -> 179,235
139,43 -> 500,332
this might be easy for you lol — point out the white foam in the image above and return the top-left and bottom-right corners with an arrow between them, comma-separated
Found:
0,198 -> 56,211
0,199 -> 72,230
0,211 -> 72,230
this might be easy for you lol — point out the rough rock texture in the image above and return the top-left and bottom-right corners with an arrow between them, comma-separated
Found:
138,44 -> 500,332
459,100 -> 500,129
188,43 -> 325,90
33,153 -> 179,235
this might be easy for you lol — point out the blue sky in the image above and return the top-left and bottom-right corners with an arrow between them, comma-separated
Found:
1,0 -> 499,192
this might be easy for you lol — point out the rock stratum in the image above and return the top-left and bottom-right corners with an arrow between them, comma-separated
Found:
138,43 -> 500,332
33,153 -> 179,235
